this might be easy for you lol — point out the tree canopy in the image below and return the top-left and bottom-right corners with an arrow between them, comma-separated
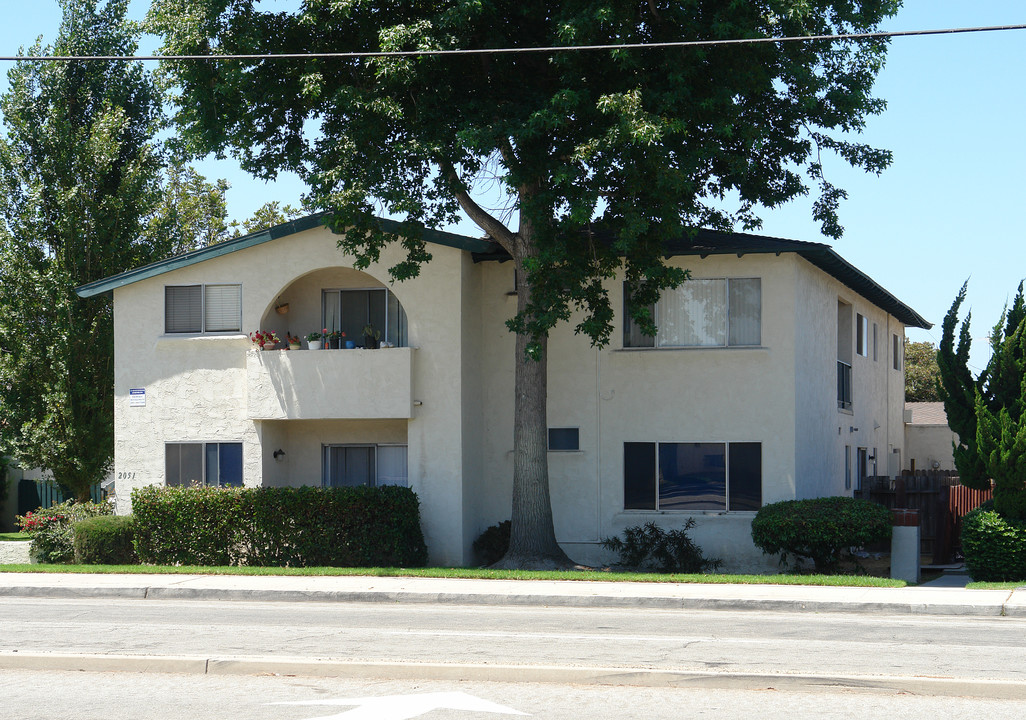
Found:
151,0 -> 900,566
0,0 -> 229,501
904,339 -> 941,402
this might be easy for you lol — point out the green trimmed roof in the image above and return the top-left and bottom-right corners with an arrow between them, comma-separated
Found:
75,213 -> 495,298
75,213 -> 929,329
473,227 -> 931,329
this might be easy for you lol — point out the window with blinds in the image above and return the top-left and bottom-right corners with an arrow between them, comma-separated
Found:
623,278 -> 761,348
165,284 -> 241,334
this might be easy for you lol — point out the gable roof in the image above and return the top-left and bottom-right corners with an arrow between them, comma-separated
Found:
75,214 -> 494,299
75,213 -> 930,329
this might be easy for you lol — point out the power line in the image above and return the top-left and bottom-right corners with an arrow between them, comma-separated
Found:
1,23 -> 1025,62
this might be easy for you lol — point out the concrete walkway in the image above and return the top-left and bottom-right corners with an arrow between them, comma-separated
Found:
1,570 -> 1023,617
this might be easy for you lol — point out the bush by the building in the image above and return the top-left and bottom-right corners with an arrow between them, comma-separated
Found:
16,499 -> 114,563
73,515 -> 138,565
132,485 -> 428,568
750,496 -> 892,572
961,505 -> 1026,581
602,520 -> 721,573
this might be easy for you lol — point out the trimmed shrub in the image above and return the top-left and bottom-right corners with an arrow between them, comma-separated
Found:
132,484 -> 428,568
16,499 -> 114,563
751,496 -> 892,572
131,486 -> 248,566
602,521 -> 721,573
961,506 -> 1026,581
473,520 -> 511,566
73,515 -> 138,565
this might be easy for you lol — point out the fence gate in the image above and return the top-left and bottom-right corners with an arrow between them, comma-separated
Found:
859,470 -> 992,563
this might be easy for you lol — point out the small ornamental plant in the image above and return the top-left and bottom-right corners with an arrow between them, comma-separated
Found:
305,331 -> 322,342
286,332 -> 301,347
17,499 -> 115,563
249,330 -> 280,347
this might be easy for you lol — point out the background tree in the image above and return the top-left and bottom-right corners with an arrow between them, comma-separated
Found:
151,0 -> 900,567
938,281 -> 1026,513
904,338 -> 941,402
0,0 -> 229,502
232,201 -> 305,236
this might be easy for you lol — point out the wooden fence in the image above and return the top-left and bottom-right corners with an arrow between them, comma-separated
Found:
859,470 -> 992,563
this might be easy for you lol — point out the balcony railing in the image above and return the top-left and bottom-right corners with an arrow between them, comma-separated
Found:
246,347 -> 414,420
837,360 -> 852,411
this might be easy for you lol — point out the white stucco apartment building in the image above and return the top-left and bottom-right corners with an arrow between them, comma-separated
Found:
77,215 -> 930,572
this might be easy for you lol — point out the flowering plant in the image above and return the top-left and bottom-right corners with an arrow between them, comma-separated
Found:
325,330 -> 346,340
305,331 -> 322,342
286,333 -> 301,346
17,499 -> 114,563
249,330 -> 280,347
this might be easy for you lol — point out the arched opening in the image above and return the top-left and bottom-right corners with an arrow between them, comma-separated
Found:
258,267 -> 409,348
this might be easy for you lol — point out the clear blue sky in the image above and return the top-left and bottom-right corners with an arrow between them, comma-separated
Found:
2,1 -> 1024,372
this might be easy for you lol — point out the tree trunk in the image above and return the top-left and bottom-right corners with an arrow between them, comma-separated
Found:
492,245 -> 576,569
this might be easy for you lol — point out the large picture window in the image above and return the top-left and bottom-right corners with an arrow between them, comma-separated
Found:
623,441 -> 761,511
322,288 -> 407,347
165,284 -> 241,334
624,278 -> 761,348
165,442 -> 243,487
322,444 -> 408,488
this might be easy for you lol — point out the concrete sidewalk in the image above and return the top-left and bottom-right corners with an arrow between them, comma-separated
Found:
1,571 -> 1024,617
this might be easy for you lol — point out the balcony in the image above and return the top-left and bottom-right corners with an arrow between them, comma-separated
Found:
246,347 -> 414,420
837,360 -> 852,411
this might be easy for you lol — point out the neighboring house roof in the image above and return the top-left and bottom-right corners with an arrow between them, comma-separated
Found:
75,213 -> 930,329
904,402 -> 951,426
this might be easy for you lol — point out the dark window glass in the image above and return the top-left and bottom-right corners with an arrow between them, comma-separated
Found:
548,428 -> 580,451
728,443 -> 762,511
623,442 -> 656,509
659,443 -> 726,511
217,443 -> 244,487
325,446 -> 376,487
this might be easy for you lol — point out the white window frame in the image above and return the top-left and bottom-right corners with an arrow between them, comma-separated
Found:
623,277 -> 761,348
164,284 -> 242,334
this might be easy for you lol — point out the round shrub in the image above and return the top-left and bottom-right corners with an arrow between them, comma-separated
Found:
961,506 -> 1026,581
73,515 -> 138,565
751,496 -> 892,572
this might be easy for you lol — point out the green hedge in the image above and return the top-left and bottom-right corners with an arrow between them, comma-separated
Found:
132,485 -> 428,567
73,515 -> 139,565
751,496 -> 893,572
961,506 -> 1026,581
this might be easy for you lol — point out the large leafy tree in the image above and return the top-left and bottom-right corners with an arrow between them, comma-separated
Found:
938,281 -> 1026,517
0,0 -> 228,501
904,339 -> 941,402
152,0 -> 899,567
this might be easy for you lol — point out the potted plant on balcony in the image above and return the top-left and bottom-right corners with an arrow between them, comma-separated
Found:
327,330 -> 347,349
306,331 -> 323,350
249,330 -> 280,350
286,333 -> 302,350
363,324 -> 381,349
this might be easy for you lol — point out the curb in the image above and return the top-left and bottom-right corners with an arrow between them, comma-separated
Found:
2,652 -> 1024,699
0,582 -> 1021,617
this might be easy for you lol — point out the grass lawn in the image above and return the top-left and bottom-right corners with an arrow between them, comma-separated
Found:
0,532 -> 30,541
0,563 -> 909,587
